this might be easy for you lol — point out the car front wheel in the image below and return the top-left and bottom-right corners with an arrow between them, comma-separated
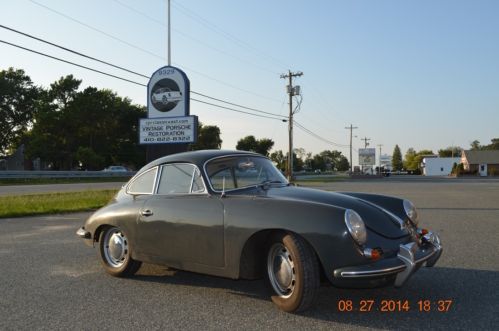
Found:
99,226 -> 141,277
266,232 -> 320,312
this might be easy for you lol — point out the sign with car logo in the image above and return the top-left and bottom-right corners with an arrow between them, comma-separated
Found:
147,66 -> 189,118
140,65 -> 197,145
359,148 -> 376,166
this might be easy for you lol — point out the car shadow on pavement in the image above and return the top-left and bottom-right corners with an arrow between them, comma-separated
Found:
132,265 -> 497,329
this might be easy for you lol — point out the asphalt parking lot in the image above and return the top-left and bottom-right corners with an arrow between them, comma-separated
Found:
0,178 -> 498,330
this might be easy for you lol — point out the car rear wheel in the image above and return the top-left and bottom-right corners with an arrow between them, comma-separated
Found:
99,227 -> 141,277
266,232 -> 320,312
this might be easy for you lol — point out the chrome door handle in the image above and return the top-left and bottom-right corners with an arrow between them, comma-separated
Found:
141,209 -> 153,217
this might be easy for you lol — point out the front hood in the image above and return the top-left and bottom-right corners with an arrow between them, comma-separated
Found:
265,186 -> 408,238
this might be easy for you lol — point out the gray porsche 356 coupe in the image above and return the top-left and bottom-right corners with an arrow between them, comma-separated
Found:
77,150 -> 442,312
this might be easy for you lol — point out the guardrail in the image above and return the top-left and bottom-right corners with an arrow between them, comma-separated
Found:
0,171 -> 136,179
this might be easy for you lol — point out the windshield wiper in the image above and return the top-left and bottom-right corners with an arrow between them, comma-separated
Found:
258,180 -> 287,190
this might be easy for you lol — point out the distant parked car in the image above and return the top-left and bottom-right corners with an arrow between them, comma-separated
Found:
78,150 -> 442,313
151,88 -> 182,104
314,169 -> 322,174
103,166 -> 128,172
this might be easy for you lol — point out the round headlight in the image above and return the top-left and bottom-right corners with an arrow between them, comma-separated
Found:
344,209 -> 367,245
403,199 -> 418,225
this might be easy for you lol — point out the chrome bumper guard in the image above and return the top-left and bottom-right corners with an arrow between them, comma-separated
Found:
76,227 -> 91,239
337,232 -> 442,287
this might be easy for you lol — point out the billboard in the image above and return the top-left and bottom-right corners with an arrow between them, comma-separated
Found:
139,116 -> 198,145
359,148 -> 376,166
147,66 -> 189,118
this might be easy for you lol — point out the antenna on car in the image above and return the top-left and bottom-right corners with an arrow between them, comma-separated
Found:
221,176 -> 226,198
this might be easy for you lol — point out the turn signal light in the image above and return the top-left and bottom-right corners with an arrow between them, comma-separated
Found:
363,248 -> 383,261
371,249 -> 381,261
418,228 -> 429,236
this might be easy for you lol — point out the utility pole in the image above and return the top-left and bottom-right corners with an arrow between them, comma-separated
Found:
377,144 -> 383,173
361,136 -> 371,149
344,124 -> 358,174
280,70 -> 303,180
167,0 -> 171,65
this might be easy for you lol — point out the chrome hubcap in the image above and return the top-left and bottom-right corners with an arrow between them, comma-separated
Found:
267,243 -> 296,297
103,228 -> 128,268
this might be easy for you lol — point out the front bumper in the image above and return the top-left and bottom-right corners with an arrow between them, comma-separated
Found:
333,232 -> 442,287
76,227 -> 91,239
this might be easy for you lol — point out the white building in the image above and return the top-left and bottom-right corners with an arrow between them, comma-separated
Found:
379,154 -> 392,171
422,157 -> 461,176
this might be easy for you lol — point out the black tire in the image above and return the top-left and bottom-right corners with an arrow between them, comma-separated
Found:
266,232 -> 320,312
99,226 -> 142,277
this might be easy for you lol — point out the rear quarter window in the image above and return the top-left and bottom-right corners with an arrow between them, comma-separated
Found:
127,167 -> 158,194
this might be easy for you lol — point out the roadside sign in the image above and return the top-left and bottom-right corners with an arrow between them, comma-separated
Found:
359,148 -> 376,166
139,116 -> 198,144
147,66 -> 189,118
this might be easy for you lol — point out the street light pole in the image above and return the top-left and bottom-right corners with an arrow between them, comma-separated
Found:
167,0 -> 171,65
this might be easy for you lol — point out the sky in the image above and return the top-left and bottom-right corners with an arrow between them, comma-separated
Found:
1,0 -> 498,165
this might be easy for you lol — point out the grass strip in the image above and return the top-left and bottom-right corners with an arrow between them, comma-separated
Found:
0,177 -> 130,186
0,189 -> 118,218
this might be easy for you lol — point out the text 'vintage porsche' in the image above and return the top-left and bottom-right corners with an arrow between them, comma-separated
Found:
77,150 -> 442,312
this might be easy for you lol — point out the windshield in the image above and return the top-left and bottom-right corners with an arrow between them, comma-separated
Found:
205,155 -> 288,192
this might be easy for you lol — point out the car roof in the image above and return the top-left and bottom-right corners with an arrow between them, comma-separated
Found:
138,149 -> 263,173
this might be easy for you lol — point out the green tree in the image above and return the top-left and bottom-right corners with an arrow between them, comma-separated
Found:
236,135 -> 274,156
470,140 -> 481,150
270,150 -> 286,170
25,82 -> 146,169
403,148 -> 417,170
336,155 -> 350,171
311,150 -> 350,171
404,148 -> 434,172
0,68 -> 40,156
482,138 -> 499,150
392,145 -> 403,171
49,75 -> 81,109
190,123 -> 222,150
438,146 -> 463,157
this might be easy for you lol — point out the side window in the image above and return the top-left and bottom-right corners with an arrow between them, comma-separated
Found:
234,161 -> 268,187
210,168 -> 235,191
127,167 -> 157,194
191,168 -> 205,193
157,164 -> 206,194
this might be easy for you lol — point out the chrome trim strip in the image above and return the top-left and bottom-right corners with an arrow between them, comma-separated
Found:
340,264 -> 406,278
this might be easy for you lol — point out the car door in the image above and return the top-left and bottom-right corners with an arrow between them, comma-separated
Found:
137,163 -> 225,267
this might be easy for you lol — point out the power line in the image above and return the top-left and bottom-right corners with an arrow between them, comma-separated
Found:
110,0 -> 279,75
171,0 -> 289,70
190,91 -> 286,119
0,39 -> 287,122
0,39 -> 147,87
0,24 -> 149,79
0,24 -> 285,118
27,0 -> 281,103
294,121 -> 349,148
191,98 -> 286,121
29,0 -> 165,61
